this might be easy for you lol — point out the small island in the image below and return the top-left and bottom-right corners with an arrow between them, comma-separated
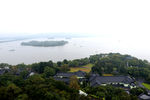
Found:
9,49 -> 15,51
21,40 -> 68,47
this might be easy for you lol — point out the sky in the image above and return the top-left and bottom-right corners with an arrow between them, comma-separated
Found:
0,0 -> 150,38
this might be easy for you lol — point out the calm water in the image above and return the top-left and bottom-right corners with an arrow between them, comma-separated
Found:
0,37 -> 150,65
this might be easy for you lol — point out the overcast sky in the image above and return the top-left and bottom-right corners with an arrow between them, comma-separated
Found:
0,0 -> 150,38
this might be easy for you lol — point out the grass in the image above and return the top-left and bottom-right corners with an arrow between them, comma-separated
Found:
142,83 -> 150,90
102,74 -> 113,76
70,64 -> 93,73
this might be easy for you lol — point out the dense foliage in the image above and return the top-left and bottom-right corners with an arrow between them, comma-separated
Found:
0,73 -> 138,100
0,53 -> 150,100
0,74 -> 82,100
91,53 -> 150,83
84,86 -> 138,100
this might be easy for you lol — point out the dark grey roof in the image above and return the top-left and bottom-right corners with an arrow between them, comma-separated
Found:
89,74 -> 100,82
74,71 -> 86,77
130,83 -> 136,86
90,79 -> 102,87
0,70 -> 5,75
90,76 -> 134,87
54,77 -> 70,84
98,76 -> 133,84
0,69 -> 10,75
78,78 -> 87,82
53,77 -> 86,84
55,73 -> 74,77
139,94 -> 150,100
55,71 -> 86,78
147,91 -> 150,96
53,71 -> 87,84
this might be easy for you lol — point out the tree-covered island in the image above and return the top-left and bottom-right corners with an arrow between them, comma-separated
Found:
21,40 -> 68,47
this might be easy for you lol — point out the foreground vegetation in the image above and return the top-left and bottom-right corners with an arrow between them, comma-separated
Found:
0,74 -> 82,100
0,53 -> 150,100
0,73 -> 144,100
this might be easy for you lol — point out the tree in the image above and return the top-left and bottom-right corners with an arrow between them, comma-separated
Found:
39,62 -> 48,73
68,60 -> 79,67
96,91 -> 105,99
6,84 -> 22,100
16,94 -> 28,100
31,63 -> 40,73
69,76 -> 80,90
63,59 -> 68,64
57,61 -> 62,67
16,63 -> 26,69
146,74 -> 150,83
92,60 -> 103,75
47,60 -> 53,67
20,70 -> 29,79
130,87 -> 147,96
44,66 -> 56,77
0,86 -> 7,99
60,64 -> 70,72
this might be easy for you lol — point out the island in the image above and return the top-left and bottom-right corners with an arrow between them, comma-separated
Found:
9,49 -> 15,51
21,40 -> 68,47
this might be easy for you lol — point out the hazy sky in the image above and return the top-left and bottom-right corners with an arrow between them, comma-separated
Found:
0,0 -> 150,38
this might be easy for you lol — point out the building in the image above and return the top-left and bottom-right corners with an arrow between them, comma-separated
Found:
54,70 -> 86,79
79,90 -> 88,96
0,67 -> 10,75
53,71 -> 87,84
54,77 -> 70,84
89,74 -> 136,89
139,94 -> 150,100
29,72 -> 35,76
0,69 -> 6,75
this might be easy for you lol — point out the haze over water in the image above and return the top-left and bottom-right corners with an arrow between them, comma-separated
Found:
0,36 -> 150,65
0,0 -> 150,65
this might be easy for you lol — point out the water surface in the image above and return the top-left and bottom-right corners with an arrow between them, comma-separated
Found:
0,37 -> 149,65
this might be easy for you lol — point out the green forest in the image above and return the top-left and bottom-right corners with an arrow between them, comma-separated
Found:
0,53 -> 150,100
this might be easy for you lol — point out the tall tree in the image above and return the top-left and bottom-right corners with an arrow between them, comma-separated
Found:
69,76 -> 80,90
60,64 -> 70,72
44,66 -> 55,77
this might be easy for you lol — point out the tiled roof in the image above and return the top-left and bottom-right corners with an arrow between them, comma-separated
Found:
55,73 -> 74,77
0,70 -> 5,75
74,71 -> 86,77
55,71 -> 86,78
89,74 -> 100,82
53,77 -> 70,84
0,69 -> 10,75
139,94 -> 150,100
89,75 -> 134,87
53,71 -> 86,84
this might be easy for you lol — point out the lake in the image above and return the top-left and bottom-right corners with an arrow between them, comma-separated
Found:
0,36 -> 150,65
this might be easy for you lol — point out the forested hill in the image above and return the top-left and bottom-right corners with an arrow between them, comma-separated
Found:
90,53 -> 150,82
